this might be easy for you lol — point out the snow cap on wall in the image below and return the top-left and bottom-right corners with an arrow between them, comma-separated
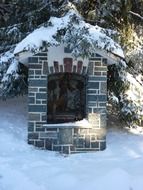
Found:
14,9 -> 124,59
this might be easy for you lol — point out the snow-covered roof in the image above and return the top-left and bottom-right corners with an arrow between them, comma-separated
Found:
14,9 -> 124,59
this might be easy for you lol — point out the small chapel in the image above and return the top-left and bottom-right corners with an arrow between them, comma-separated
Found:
14,9 -> 124,153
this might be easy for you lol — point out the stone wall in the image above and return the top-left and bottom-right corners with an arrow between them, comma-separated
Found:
28,50 -> 107,154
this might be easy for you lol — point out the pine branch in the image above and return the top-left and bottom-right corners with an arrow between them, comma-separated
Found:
129,11 -> 143,21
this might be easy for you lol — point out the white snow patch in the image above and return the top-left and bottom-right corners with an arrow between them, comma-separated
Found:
0,96 -> 143,190
14,9 -> 124,59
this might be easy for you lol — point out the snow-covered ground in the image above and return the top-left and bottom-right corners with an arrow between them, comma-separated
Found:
0,96 -> 143,190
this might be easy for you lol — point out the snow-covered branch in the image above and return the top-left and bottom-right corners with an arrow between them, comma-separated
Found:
129,11 -> 143,21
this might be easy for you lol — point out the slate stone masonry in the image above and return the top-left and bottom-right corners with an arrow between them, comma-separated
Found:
28,51 -> 107,154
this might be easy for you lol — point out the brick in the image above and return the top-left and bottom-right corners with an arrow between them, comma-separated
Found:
85,136 -> 90,148
64,58 -> 73,72
36,100 -> 41,104
29,64 -> 42,69
60,65 -> 63,72
43,61 -> 48,75
76,138 -> 85,148
88,76 -> 107,81
46,128 -> 57,132
35,140 -> 44,148
39,88 -> 47,92
87,95 -> 106,102
77,61 -> 83,74
73,65 -> 77,73
100,141 -> 106,150
29,113 -> 40,121
35,70 -> 42,75
94,61 -> 102,66
29,79 -> 47,87
54,61 -> 59,73
29,70 -> 34,75
100,82 -> 107,94
36,93 -> 47,99
87,82 -> 99,89
45,139 -> 52,150
28,140 -> 35,145
28,125 -> 34,132
50,66 -> 54,73
99,102 -> 106,107
102,58 -> 107,65
94,66 -> 107,72
28,132 -> 39,139
94,71 -> 101,76
28,97 -> 35,104
100,114 -> 107,128
53,145 -> 61,152
59,129 -> 72,144
36,127 -> 45,132
29,87 -> 38,93
82,66 -> 87,75
87,90 -> 97,94
88,62 -> 93,75
39,57 -> 47,61
40,132 -> 58,138
63,146 -> 70,154
28,122 -> 34,127
29,57 -> 38,63
91,142 -> 99,148
29,105 -> 47,112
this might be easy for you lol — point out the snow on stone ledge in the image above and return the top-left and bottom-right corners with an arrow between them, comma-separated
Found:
14,9 -> 124,59
43,119 -> 92,128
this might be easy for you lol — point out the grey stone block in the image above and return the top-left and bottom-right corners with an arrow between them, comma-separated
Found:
100,141 -> 106,150
29,105 -> 47,112
53,145 -> 61,152
99,102 -> 106,107
36,93 -> 47,100
28,97 -> 35,104
29,57 -> 38,63
59,129 -> 72,144
88,82 -> 99,89
94,66 -> 107,72
35,140 -> 44,148
39,88 -> 47,92
28,132 -> 39,139
40,132 -> 58,138
36,127 -> 45,132
85,136 -> 90,148
35,70 -> 42,75
63,146 -> 70,154
91,142 -> 99,148
100,82 -> 107,94
29,70 -> 34,75
28,140 -> 35,145
29,113 -> 40,121
29,79 -> 47,87
88,62 -> 93,75
88,76 -> 107,81
39,57 -> 47,61
28,125 -> 34,132
87,95 -> 106,102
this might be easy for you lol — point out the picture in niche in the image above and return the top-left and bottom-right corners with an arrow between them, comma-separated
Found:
48,73 -> 85,122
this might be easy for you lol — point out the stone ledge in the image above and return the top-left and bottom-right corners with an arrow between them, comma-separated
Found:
43,120 -> 92,129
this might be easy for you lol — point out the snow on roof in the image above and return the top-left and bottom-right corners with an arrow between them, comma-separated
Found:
14,9 -> 124,59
